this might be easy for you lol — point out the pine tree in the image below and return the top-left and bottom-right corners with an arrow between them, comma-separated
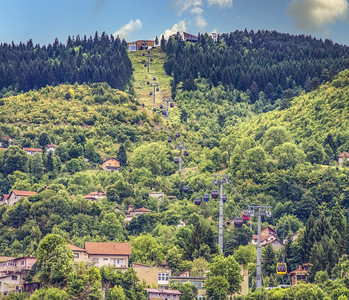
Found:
301,213 -> 315,262
117,144 -> 127,167
330,202 -> 348,256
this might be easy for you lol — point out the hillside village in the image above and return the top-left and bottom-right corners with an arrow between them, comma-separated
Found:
0,30 -> 349,300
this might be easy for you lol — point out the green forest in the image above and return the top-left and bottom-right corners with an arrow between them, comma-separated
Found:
0,31 -> 349,299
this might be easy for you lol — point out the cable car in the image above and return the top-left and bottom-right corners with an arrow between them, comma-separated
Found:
170,102 -> 174,108
168,137 -> 172,143
222,194 -> 227,203
234,217 -> 243,228
203,194 -> 210,202
174,158 -> 179,164
176,132 -> 180,138
184,150 -> 189,157
276,263 -> 287,275
162,110 -> 167,115
194,198 -> 201,205
226,220 -> 231,225
150,92 -> 153,96
153,76 -> 156,81
211,190 -> 219,199
144,64 -> 147,67
183,186 -> 189,193
147,81 -> 150,85
156,87 -> 159,92
160,104 -> 163,109
242,210 -> 250,220
153,108 -> 157,112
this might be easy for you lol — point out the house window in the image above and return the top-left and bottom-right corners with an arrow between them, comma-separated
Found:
75,253 -> 79,258
158,273 -> 169,281
112,258 -> 124,266
12,275 -> 18,280
103,258 -> 108,261
21,261 -> 25,265
92,258 -> 99,264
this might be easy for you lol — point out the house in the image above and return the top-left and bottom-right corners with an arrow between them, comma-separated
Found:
177,220 -> 186,228
183,32 -> 198,42
68,244 -> 89,264
23,147 -> 43,155
338,152 -> 349,166
132,263 -> 171,289
102,158 -> 120,172
0,256 -> 36,275
129,207 -> 152,217
0,194 -> 9,206
114,205 -> 124,214
251,227 -> 284,251
289,263 -> 312,285
83,190 -> 107,201
149,192 -> 165,201
6,190 -> 37,206
211,32 -> 219,42
46,143 -> 57,153
263,237 -> 284,251
0,256 -> 36,295
145,288 -> 181,300
84,242 -> 131,270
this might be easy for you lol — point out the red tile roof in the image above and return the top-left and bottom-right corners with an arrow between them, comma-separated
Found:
132,207 -> 152,213
68,244 -> 87,252
339,152 -> 349,158
84,242 -> 131,255
145,288 -> 182,295
11,190 -> 37,197
47,144 -> 56,148
23,148 -> 43,152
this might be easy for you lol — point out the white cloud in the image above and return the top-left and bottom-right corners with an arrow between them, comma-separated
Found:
288,0 -> 348,31
172,0 -> 203,15
196,15 -> 207,28
191,7 -> 204,14
162,21 -> 187,39
113,19 -> 142,39
207,0 -> 233,8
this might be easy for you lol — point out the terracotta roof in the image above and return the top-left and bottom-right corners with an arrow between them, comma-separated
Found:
339,152 -> 349,158
0,256 -> 15,262
145,288 -> 182,295
83,191 -> 106,198
47,144 -> 56,148
1,194 -> 9,199
68,244 -> 87,252
132,207 -> 152,213
264,238 -> 283,246
11,190 -> 37,197
84,242 -> 131,255
23,147 -> 43,152
102,157 -> 120,165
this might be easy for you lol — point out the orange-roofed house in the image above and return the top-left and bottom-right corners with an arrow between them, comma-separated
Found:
145,288 -> 181,300
129,207 -> 153,217
83,190 -> 107,201
102,158 -> 120,172
338,152 -> 349,166
289,264 -> 312,285
23,148 -> 43,155
84,242 -> 131,270
7,190 -> 36,206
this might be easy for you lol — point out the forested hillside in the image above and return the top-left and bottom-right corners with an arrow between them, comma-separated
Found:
0,31 -> 349,299
0,32 -> 132,96
163,30 -> 349,107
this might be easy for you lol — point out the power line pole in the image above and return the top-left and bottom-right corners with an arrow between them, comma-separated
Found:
213,175 -> 231,253
175,143 -> 187,173
248,205 -> 272,289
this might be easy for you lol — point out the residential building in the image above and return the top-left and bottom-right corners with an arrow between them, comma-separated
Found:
289,264 -> 312,285
0,257 -> 36,275
83,190 -> 107,200
0,194 -> 9,206
145,288 -> 181,300
6,190 -> 37,206
132,263 -> 171,289
0,257 -> 36,295
23,148 -> 43,155
149,192 -> 165,201
46,143 -> 56,153
68,244 -> 89,264
338,152 -> 349,166
129,207 -> 152,217
102,158 -> 120,172
84,242 -> 131,270
251,226 -> 283,250
183,32 -> 198,42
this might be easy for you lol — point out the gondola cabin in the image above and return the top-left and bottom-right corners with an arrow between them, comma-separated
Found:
174,158 -> 179,164
183,186 -> 189,193
242,210 -> 250,220
211,190 -> 219,199
276,263 -> 287,275
234,217 -> 243,228
203,194 -> 210,202
194,198 -> 201,205
222,194 -> 227,202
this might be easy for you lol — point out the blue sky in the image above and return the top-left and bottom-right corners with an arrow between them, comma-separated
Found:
0,0 -> 348,46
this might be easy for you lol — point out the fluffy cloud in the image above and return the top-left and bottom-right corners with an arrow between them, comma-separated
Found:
113,19 -> 142,39
191,7 -> 204,14
196,15 -> 208,28
172,0 -> 203,15
162,21 -> 187,39
288,0 -> 348,31
207,0 -> 233,8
